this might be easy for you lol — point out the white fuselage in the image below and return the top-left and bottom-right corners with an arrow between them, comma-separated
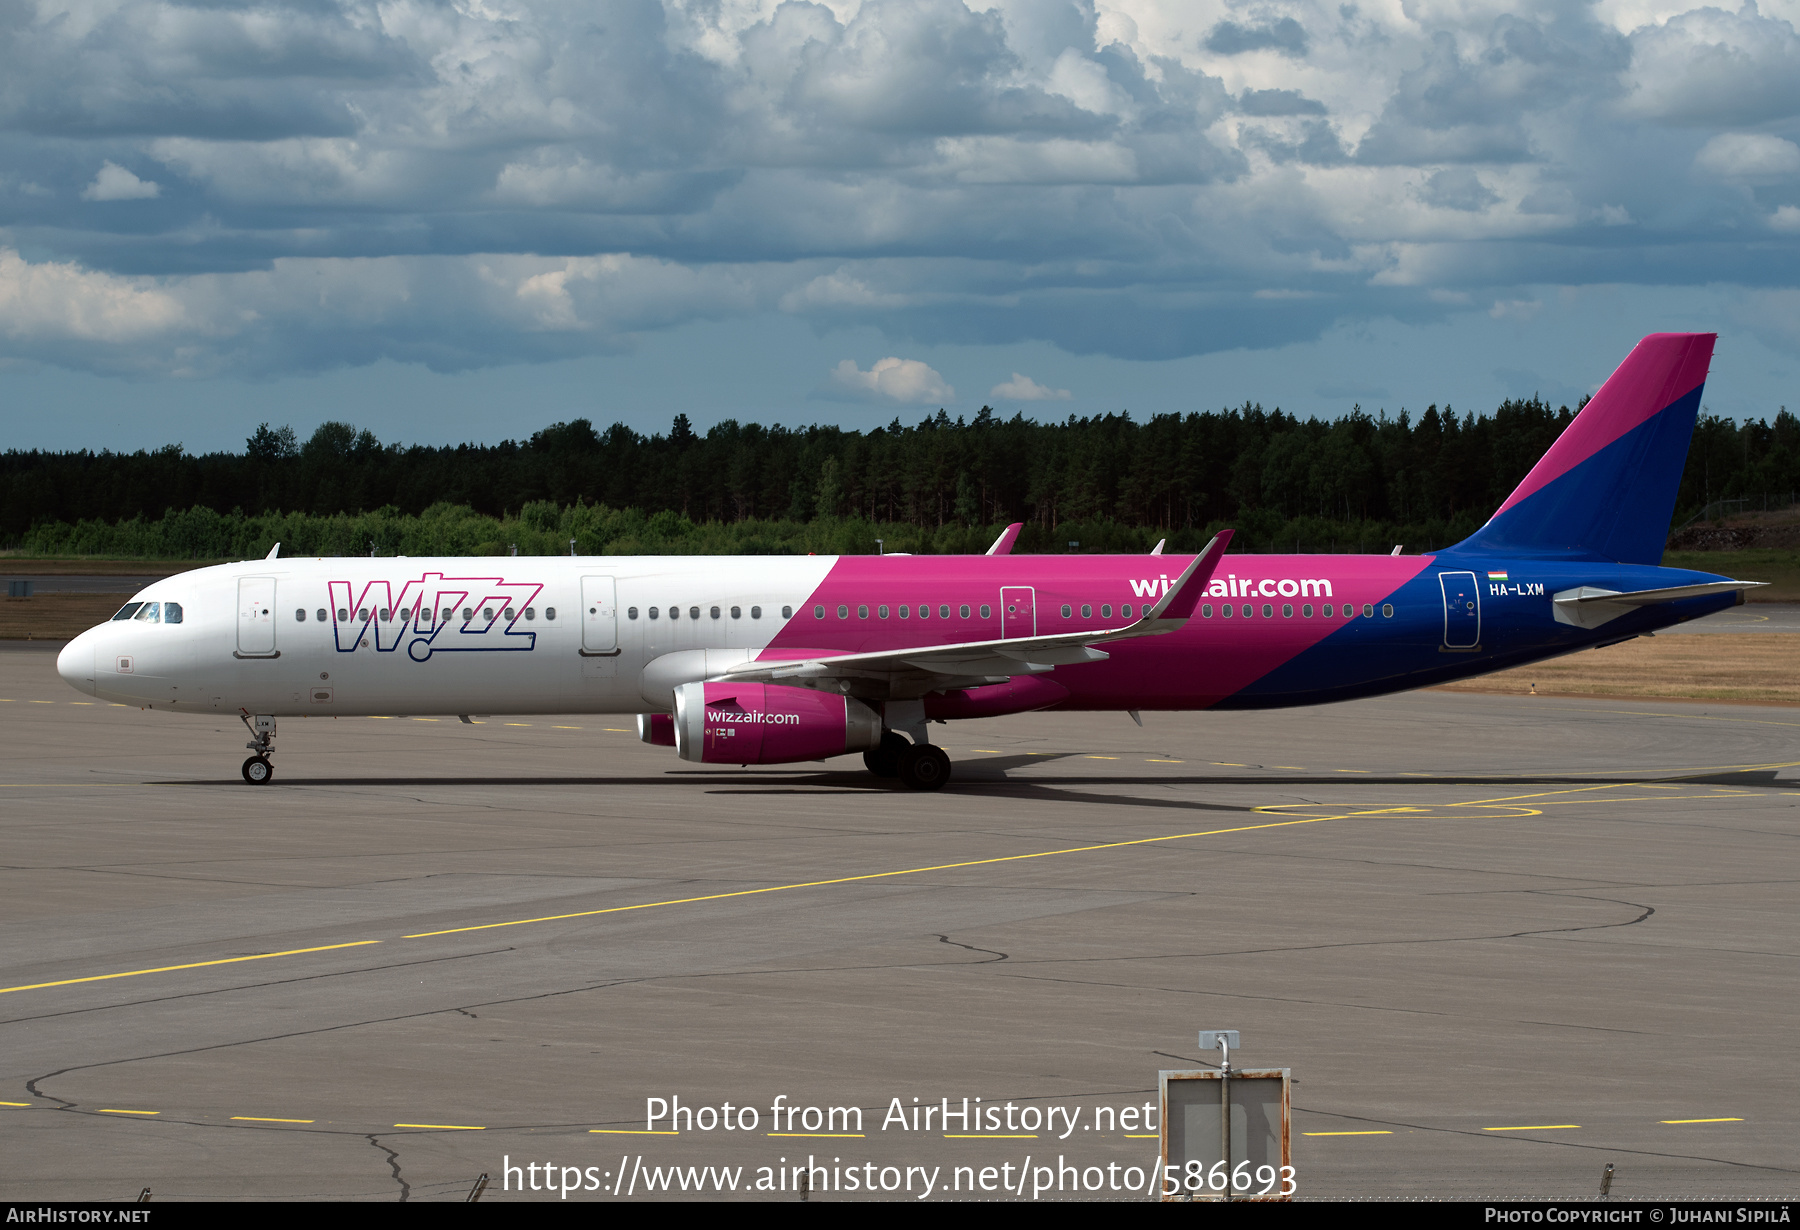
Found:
57,556 -> 835,717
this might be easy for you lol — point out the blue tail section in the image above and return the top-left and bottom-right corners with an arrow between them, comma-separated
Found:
1449,333 -> 1713,564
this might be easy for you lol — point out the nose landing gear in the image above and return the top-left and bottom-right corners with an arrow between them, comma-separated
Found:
239,713 -> 276,785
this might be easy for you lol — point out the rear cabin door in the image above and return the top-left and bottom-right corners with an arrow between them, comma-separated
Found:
581,576 -> 618,654
237,577 -> 278,657
1000,586 -> 1036,639
1439,571 -> 1480,649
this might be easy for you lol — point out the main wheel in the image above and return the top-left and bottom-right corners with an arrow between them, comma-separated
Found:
897,743 -> 951,791
863,731 -> 910,778
242,755 -> 273,785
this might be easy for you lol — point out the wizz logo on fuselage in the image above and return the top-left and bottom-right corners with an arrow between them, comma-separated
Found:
327,574 -> 545,662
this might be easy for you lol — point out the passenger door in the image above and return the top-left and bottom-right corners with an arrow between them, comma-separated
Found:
1438,571 -> 1480,649
236,577 -> 278,657
581,576 -> 620,676
1000,586 -> 1036,639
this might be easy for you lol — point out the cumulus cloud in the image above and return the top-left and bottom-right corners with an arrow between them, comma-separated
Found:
80,162 -> 160,201
0,0 -> 1796,381
1623,4 -> 1800,125
0,249 -> 183,343
1205,18 -> 1309,58
989,372 -> 1071,401
1416,168 -> 1500,212
1694,133 -> 1800,181
825,357 -> 954,403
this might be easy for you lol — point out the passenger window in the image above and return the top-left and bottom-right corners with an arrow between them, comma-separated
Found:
729,606 -> 740,619
112,603 -> 143,621
672,605 -> 684,620
545,607 -> 556,620
878,605 -> 889,619
1100,604 -> 1111,618
938,605 -> 950,619
134,603 -> 159,622
1282,604 -> 1293,618
1363,604 -> 1374,618
959,604 -> 970,618
1262,604 -> 1273,618
1121,604 -> 1132,618
814,605 -> 825,619
1081,604 -> 1092,618
780,605 -> 791,618
1382,604 -> 1394,618
381,607 -> 392,621
484,608 -> 495,621
295,608 -> 306,622
628,607 -> 638,619
1302,604 -> 1312,618
689,606 -> 699,620
1201,604 -> 1211,618
1322,604 -> 1333,617
1061,604 -> 1072,617
751,606 -> 762,619
710,606 -> 721,619
459,608 -> 469,620
649,607 -> 660,619
899,605 -> 910,618
525,607 -> 536,621
1242,605 -> 1252,617
979,604 -> 991,618
1221,604 -> 1232,618
838,605 -> 849,619
858,605 -> 868,619
166,603 -> 183,624
917,604 -> 929,619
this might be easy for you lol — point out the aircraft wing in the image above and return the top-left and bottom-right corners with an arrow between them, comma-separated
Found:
718,531 -> 1232,691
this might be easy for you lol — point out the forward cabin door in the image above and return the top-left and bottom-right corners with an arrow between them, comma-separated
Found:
1439,571 -> 1480,649
580,576 -> 620,677
581,576 -> 619,653
1000,586 -> 1036,639
236,577 -> 278,657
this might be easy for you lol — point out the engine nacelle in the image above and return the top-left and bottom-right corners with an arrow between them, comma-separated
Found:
673,681 -> 881,765
637,713 -> 676,746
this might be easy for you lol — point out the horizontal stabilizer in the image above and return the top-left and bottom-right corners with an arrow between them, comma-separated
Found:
1552,580 -> 1766,629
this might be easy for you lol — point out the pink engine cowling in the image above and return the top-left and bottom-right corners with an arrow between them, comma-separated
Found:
672,681 -> 881,765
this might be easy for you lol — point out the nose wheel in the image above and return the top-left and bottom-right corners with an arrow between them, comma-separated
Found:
238,713 -> 277,785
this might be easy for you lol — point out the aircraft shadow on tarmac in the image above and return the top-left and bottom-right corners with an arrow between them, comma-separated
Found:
149,756 -> 1797,803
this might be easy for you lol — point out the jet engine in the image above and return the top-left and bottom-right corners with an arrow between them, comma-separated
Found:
671,681 -> 881,765
636,713 -> 676,746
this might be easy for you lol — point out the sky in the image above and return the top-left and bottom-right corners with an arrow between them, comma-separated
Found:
5,0 -> 1800,453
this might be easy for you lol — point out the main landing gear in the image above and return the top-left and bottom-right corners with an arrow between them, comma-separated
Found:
864,730 -> 951,791
240,713 -> 276,785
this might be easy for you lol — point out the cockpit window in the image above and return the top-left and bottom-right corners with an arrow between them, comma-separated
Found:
163,602 -> 183,624
133,602 -> 161,623
112,603 -> 144,621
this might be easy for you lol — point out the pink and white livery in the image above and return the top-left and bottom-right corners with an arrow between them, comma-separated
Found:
56,334 -> 1763,789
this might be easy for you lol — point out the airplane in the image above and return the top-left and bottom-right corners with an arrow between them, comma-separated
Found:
55,332 -> 1763,790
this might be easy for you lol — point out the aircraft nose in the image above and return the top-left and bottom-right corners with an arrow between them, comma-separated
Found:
57,633 -> 96,697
